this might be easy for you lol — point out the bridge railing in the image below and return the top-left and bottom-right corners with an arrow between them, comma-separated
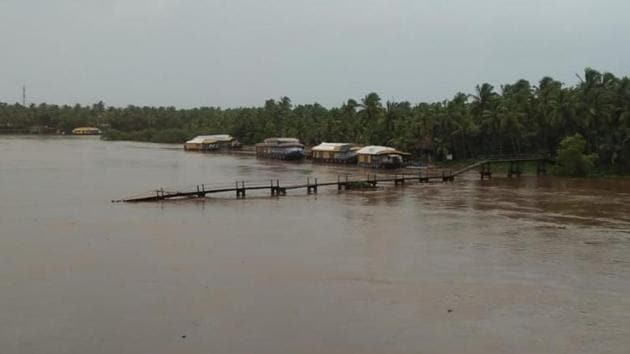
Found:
476,154 -> 547,161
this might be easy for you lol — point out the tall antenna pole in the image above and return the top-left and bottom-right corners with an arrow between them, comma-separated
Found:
22,85 -> 26,106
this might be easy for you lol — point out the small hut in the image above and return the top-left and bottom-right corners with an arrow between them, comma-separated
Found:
356,145 -> 409,169
310,142 -> 359,164
184,134 -> 241,151
255,137 -> 305,160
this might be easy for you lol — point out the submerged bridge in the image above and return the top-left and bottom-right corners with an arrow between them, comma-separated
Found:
452,154 -> 552,179
117,170 -> 455,203
117,154 -> 552,203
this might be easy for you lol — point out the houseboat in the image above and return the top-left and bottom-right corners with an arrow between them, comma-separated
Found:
72,127 -> 101,135
310,142 -> 359,164
255,137 -> 305,160
184,135 -> 241,151
356,145 -> 409,169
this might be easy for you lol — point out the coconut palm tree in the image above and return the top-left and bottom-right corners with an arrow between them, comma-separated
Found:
358,92 -> 384,144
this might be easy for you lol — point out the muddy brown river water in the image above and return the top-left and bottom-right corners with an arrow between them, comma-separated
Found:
1,135 -> 629,354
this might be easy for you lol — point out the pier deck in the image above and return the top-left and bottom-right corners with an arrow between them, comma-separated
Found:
117,170 -> 454,203
116,154 -> 553,203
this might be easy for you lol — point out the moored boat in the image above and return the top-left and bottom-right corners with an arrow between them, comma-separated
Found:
310,142 -> 359,164
184,134 -> 241,151
356,145 -> 409,169
255,137 -> 305,160
72,127 -> 101,135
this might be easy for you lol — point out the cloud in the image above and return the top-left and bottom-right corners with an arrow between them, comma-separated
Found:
0,0 -> 629,107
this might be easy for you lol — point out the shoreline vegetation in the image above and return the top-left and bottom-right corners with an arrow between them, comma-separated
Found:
1,68 -> 629,176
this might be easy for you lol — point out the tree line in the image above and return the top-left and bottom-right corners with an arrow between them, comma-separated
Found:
1,68 -> 629,173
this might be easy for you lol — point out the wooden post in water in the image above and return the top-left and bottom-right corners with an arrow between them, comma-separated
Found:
235,181 -> 246,198
508,161 -> 522,178
537,161 -> 547,176
442,169 -> 454,182
480,163 -> 492,180
370,174 -> 377,187
275,179 -> 286,196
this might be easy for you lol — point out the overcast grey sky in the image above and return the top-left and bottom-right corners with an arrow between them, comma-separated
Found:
1,0 -> 628,107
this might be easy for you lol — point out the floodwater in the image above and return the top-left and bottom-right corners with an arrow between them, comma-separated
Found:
1,135 -> 629,354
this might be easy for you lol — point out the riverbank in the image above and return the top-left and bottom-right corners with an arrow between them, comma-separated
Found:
3,132 -> 628,178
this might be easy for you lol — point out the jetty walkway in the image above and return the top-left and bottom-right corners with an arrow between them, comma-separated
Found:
117,170 -> 455,203
117,154 -> 552,202
452,154 -> 553,179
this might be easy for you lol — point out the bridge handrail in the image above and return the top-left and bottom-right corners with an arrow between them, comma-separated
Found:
476,154 -> 547,161
451,154 -> 552,176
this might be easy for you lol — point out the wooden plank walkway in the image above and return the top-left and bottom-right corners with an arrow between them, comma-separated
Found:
115,154 -> 554,203
452,154 -> 552,177
116,171 -> 455,203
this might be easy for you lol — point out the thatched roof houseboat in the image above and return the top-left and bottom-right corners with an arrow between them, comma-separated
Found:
356,145 -> 409,169
255,137 -> 305,160
311,142 -> 359,164
184,134 -> 241,151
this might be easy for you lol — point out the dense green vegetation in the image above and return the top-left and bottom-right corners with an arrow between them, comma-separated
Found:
554,134 -> 598,177
1,68 -> 629,174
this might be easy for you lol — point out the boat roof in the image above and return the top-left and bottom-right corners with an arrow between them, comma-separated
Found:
186,134 -> 234,144
263,137 -> 301,144
72,127 -> 99,131
356,145 -> 408,155
311,142 -> 352,152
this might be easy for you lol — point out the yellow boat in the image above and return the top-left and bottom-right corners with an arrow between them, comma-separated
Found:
72,127 -> 101,135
